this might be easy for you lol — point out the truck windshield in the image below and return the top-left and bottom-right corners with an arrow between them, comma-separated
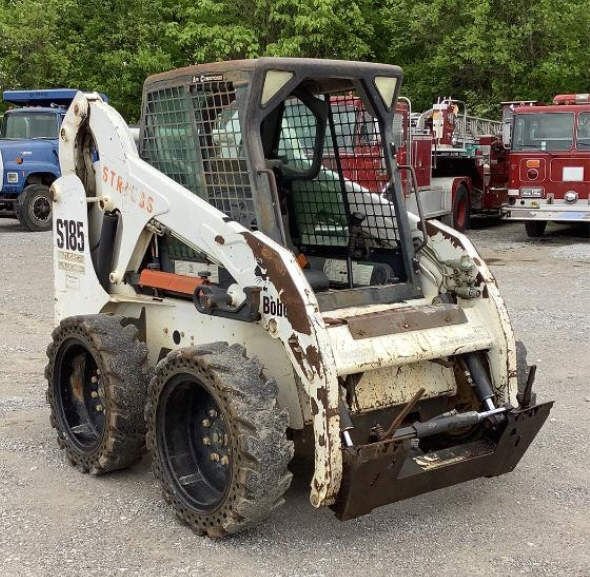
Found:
512,113 -> 574,152
0,112 -> 59,139
576,112 -> 590,149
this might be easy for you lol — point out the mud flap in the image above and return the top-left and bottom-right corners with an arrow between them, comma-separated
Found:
331,402 -> 553,520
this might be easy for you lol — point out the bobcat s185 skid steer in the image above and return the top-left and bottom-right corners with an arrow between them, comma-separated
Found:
45,58 -> 552,537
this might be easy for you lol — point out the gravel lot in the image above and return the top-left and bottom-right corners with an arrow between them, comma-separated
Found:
1,217 -> 589,577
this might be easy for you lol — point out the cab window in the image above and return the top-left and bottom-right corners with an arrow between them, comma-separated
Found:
576,112 -> 590,149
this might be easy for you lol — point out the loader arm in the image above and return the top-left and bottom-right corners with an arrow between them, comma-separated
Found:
54,91 -> 345,506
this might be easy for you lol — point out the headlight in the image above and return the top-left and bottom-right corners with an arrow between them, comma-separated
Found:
520,187 -> 544,198
564,191 -> 578,203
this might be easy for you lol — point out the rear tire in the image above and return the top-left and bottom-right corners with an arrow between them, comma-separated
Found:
524,220 -> 547,238
441,184 -> 470,232
17,183 -> 52,232
45,315 -> 151,474
145,343 -> 293,537
451,184 -> 471,232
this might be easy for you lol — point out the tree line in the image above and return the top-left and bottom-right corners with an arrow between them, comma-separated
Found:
0,0 -> 589,121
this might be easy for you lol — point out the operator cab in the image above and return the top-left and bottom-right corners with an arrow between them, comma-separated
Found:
140,59 -> 421,309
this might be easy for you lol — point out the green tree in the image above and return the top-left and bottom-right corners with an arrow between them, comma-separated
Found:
375,0 -> 590,117
162,0 -> 374,64
0,0 -> 588,120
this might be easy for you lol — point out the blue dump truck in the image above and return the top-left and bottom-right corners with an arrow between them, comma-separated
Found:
0,89 -> 92,231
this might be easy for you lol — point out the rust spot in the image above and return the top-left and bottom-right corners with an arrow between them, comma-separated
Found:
242,232 -> 311,335
214,235 -> 225,245
288,333 -> 304,372
305,345 -> 323,378
318,434 -> 326,447
288,334 -> 324,380
323,317 -> 345,327
316,386 -> 329,409
310,397 -> 319,415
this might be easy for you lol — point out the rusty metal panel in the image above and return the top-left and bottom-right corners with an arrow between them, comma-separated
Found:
345,304 -> 467,340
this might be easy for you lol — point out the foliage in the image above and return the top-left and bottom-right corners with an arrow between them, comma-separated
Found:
0,0 -> 588,120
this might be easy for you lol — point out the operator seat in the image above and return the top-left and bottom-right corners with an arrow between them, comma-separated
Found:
267,159 -> 330,293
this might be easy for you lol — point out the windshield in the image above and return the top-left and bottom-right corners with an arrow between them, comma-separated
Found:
512,112 -> 574,152
0,112 -> 59,139
576,112 -> 590,149
275,94 -> 398,250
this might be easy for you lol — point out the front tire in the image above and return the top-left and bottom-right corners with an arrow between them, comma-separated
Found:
524,220 -> 547,238
45,315 -> 151,474
146,343 -> 293,537
17,183 -> 52,232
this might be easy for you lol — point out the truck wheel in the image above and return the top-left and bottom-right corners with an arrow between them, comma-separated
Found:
146,343 -> 293,537
524,221 -> 547,238
17,183 -> 52,232
45,315 -> 152,474
451,184 -> 471,232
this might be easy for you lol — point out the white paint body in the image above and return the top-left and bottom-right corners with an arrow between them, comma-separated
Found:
51,93 -> 520,509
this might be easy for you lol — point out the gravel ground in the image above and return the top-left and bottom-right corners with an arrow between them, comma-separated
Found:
1,217 -> 589,577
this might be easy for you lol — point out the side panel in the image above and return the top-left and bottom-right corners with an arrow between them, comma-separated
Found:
104,299 -> 305,429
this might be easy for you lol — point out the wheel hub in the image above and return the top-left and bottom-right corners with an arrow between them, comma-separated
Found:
32,195 -> 51,222
158,376 -> 233,513
55,340 -> 106,452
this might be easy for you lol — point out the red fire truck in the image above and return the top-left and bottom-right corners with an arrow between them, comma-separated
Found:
501,94 -> 590,237
320,97 -> 507,231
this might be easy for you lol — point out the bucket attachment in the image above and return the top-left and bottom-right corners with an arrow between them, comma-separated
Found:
332,401 -> 553,520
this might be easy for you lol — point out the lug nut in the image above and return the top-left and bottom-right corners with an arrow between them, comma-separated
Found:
91,391 -> 99,398
202,419 -> 211,428
202,437 -> 211,446
220,456 -> 229,466
95,404 -> 103,412
209,453 -> 220,462
207,408 -> 218,419
91,376 -> 98,384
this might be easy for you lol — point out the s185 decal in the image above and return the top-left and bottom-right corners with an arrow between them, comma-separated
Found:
56,219 -> 84,252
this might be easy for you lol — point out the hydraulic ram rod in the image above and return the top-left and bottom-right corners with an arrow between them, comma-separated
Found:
393,407 -> 507,441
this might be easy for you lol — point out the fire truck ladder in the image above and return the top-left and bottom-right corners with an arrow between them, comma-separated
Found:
454,115 -> 503,145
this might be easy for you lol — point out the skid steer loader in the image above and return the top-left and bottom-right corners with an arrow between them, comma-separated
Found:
45,58 -> 552,537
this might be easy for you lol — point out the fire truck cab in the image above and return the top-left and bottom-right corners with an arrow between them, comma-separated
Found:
501,94 -> 590,237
